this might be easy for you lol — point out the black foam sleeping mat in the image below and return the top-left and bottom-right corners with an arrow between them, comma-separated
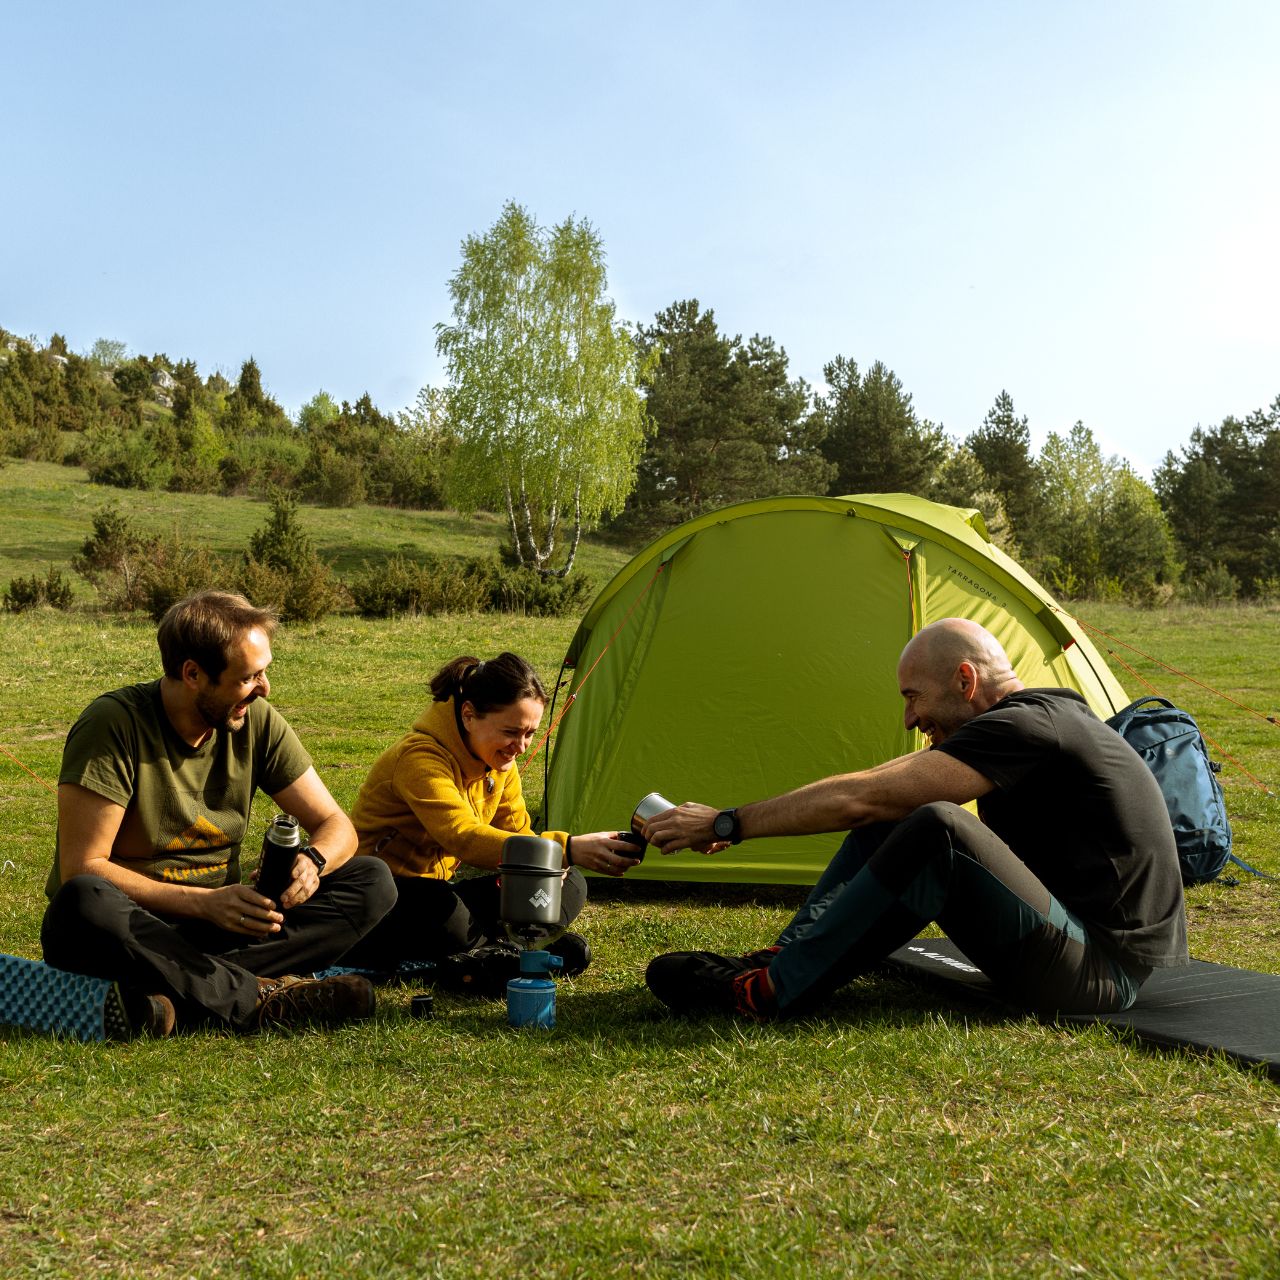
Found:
884,937 -> 1280,1078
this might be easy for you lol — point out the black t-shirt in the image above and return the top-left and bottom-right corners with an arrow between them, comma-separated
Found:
935,688 -> 1187,969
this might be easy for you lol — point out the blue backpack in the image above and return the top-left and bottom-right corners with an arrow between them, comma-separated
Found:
1106,695 -> 1257,886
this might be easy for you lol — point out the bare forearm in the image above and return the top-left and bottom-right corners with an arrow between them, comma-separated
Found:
737,775 -> 873,840
305,810 -> 357,870
65,853 -> 211,917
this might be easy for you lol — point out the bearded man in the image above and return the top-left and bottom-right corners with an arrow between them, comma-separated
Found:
42,590 -> 395,1036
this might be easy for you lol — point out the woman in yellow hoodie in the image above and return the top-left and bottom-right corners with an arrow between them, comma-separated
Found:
343,651 -> 638,975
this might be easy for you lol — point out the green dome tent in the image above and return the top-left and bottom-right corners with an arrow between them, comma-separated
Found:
542,493 -> 1128,885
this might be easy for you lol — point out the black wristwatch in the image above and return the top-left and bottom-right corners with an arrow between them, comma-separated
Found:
300,845 -> 327,874
712,808 -> 742,844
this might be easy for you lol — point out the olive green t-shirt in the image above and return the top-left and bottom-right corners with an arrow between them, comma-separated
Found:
48,680 -> 312,898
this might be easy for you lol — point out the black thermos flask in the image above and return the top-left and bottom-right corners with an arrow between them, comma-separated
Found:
257,813 -> 301,908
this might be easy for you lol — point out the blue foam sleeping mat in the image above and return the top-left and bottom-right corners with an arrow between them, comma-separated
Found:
0,954 -> 117,1042
885,938 -> 1280,1078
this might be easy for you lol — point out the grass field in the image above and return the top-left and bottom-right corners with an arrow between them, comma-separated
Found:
1,468 -> 1279,1277
0,459 -> 634,596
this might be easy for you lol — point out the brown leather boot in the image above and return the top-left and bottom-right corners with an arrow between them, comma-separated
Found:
254,974 -> 375,1030
104,986 -> 177,1040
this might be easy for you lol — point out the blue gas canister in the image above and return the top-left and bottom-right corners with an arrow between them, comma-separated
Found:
507,950 -> 564,1029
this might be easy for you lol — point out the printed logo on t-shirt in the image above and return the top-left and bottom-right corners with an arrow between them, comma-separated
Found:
165,815 -> 229,851
159,859 -> 230,882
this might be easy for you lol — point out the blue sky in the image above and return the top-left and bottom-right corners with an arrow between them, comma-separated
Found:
3,1 -> 1277,476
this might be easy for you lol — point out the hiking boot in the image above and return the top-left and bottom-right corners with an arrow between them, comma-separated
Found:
645,951 -> 778,1020
103,986 -> 177,1040
255,974 -> 375,1030
546,931 -> 592,977
738,944 -> 782,969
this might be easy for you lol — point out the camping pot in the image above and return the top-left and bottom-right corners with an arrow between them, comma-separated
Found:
498,835 -> 563,931
632,792 -> 676,844
257,813 -> 302,908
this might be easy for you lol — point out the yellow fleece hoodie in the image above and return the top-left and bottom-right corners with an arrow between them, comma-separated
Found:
352,698 -> 569,879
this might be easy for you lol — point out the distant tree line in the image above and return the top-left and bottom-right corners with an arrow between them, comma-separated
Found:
4,199 -> 1278,605
0,328 -> 454,509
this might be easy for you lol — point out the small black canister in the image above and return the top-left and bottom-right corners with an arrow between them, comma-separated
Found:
257,813 -> 302,908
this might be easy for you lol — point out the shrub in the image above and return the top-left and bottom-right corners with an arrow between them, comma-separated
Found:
237,557 -> 291,616
60,430 -> 86,466
169,459 -> 223,495
248,488 -> 317,573
239,555 -> 344,623
435,558 -> 496,614
3,566 -> 74,612
218,431 -> 308,496
369,434 -> 450,509
167,406 -> 225,494
72,504 -> 158,611
139,540 -> 230,621
348,554 -> 490,617
1180,562 -> 1239,605
84,427 -> 172,490
474,558 -> 594,616
1251,577 -> 1280,604
243,495 -> 342,622
1126,577 -> 1176,609
302,443 -> 367,507
348,556 -> 430,617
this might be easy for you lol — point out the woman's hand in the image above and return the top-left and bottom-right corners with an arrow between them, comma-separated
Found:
569,831 -> 643,877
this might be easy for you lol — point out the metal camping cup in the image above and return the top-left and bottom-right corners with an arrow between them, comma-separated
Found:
631,792 -> 676,846
257,813 -> 302,907
498,835 -> 564,933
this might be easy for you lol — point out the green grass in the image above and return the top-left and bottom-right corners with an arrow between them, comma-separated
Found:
0,459 -> 633,595
1,504 -> 1279,1275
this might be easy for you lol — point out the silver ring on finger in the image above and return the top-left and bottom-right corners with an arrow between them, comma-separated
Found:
239,913 -> 245,926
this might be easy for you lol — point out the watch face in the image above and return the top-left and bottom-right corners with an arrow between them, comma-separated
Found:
714,813 -> 733,838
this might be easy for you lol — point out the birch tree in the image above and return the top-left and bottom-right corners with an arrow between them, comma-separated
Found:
435,201 -> 649,576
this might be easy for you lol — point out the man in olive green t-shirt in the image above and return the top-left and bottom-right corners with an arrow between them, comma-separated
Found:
42,590 -> 395,1037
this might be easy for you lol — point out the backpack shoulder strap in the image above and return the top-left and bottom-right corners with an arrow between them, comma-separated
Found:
1226,852 -> 1275,881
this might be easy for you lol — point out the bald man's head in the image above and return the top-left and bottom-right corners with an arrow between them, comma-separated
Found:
897,618 -> 1023,745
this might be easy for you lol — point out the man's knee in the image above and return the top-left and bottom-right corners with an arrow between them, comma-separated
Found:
899,801 -> 973,839
335,856 -> 398,927
41,875 -> 127,965
864,803 -> 978,896
45,874 -> 124,929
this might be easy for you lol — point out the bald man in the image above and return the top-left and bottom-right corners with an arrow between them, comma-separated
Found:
643,618 -> 1187,1020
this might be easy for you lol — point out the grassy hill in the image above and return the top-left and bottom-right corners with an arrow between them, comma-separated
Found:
0,459 -> 634,600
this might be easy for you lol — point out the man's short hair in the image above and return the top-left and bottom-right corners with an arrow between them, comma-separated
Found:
157,591 -> 278,682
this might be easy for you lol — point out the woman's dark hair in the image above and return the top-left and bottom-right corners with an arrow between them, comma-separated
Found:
429,652 -> 547,714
